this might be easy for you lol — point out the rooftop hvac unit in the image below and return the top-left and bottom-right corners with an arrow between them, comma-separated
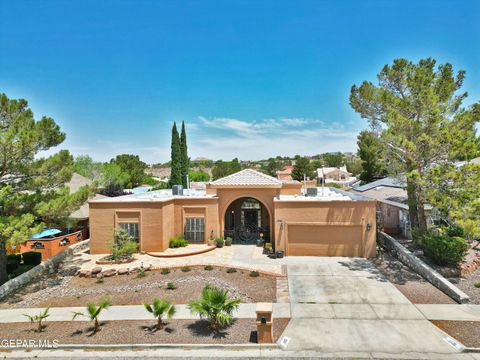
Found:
306,187 -> 318,197
172,185 -> 183,196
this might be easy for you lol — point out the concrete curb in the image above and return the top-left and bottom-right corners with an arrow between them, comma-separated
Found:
380,232 -> 469,303
0,240 -> 89,300
50,343 -> 279,350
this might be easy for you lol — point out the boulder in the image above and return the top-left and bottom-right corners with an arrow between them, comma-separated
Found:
142,264 -> 152,271
91,267 -> 102,275
96,273 -> 104,279
118,268 -> 129,275
130,267 -> 140,273
102,269 -> 117,277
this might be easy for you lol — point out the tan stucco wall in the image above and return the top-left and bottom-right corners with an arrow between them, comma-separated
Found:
273,200 -> 377,258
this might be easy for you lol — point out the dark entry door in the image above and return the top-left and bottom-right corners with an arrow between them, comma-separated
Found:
233,209 -> 259,244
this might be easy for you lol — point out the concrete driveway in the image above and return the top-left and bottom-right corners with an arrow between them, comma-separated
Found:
280,256 -> 460,355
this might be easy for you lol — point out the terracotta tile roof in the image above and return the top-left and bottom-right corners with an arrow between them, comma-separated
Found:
210,169 -> 282,186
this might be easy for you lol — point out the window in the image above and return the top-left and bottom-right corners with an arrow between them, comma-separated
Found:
184,218 -> 205,243
119,223 -> 140,242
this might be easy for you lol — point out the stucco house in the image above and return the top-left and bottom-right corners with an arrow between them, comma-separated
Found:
317,166 -> 358,187
89,169 -> 376,257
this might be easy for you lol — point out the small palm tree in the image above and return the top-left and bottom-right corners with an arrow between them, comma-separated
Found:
23,307 -> 50,332
72,297 -> 111,333
144,298 -> 176,330
188,285 -> 241,332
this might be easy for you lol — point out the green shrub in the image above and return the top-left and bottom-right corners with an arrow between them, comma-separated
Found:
215,238 -> 225,247
445,224 -> 465,238
8,264 -> 34,279
424,233 -> 468,266
181,266 -> 191,272
475,282 -> 480,289
169,236 -> 189,248
137,269 -> 146,278
249,270 -> 260,277
96,278 -> 104,284
22,251 -> 42,266
204,265 -> 214,271
226,268 -> 237,274
109,227 -> 138,261
161,268 -> 170,275
6,259 -> 19,273
7,254 -> 22,265
167,282 -> 176,290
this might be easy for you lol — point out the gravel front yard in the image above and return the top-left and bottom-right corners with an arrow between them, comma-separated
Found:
0,266 -> 278,308
431,320 -> 480,348
454,267 -> 480,304
0,318 -> 290,345
373,253 -> 456,304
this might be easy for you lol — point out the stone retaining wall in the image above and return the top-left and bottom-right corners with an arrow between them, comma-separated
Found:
379,232 -> 470,304
0,240 -> 89,300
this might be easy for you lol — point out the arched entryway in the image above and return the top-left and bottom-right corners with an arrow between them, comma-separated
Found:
224,197 -> 271,244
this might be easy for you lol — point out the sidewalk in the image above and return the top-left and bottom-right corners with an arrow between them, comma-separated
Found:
0,303 -> 291,323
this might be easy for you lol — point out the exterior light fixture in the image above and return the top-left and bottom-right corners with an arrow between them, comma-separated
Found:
366,223 -> 372,231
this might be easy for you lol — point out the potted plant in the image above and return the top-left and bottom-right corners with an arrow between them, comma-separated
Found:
216,238 -> 225,248
225,237 -> 232,246
207,231 -> 216,246
257,233 -> 264,247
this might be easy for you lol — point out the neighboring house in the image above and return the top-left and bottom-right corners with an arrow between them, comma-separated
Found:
89,169 -> 377,258
276,165 -> 294,181
349,177 -> 432,239
148,166 -> 171,182
317,166 -> 358,187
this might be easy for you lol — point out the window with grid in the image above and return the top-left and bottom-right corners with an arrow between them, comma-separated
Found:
184,218 -> 205,243
119,223 -> 140,242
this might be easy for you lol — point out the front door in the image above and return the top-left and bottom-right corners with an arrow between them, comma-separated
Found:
233,209 -> 259,244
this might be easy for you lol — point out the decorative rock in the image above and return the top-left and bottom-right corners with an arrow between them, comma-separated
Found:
142,264 -> 152,271
85,271 -> 92,278
130,267 -> 140,273
91,267 -> 102,275
118,268 -> 129,275
102,269 -> 117,277
96,273 -> 104,279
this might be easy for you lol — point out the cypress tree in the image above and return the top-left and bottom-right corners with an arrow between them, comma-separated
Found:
180,121 -> 189,187
170,122 -> 182,187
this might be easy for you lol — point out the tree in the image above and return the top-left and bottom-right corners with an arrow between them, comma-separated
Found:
169,123 -> 182,186
262,158 -> 281,177
144,298 -> 176,330
350,58 -> 479,241
73,155 -> 103,180
188,285 -> 241,332
110,154 -> 147,188
344,156 -> 363,177
357,130 -> 386,183
211,159 -> 242,180
291,157 -> 315,181
426,162 -> 480,239
0,93 -> 89,285
72,297 -> 111,333
180,121 -> 189,187
188,170 -> 210,182
322,152 -> 344,167
99,163 -> 129,197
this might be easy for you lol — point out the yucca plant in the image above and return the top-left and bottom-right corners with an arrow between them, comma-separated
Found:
144,298 -> 176,330
23,307 -> 50,332
72,297 -> 111,333
188,285 -> 241,332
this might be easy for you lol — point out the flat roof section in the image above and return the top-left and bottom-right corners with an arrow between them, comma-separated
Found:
276,187 -> 372,202
89,189 -> 215,203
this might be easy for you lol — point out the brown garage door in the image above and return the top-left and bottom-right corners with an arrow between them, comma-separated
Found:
287,224 -> 363,257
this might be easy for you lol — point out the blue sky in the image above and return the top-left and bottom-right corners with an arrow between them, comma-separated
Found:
1,0 -> 479,163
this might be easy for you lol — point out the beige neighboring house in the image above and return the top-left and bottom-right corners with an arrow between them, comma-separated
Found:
67,173 -> 108,239
317,165 -> 358,187
89,169 -> 377,258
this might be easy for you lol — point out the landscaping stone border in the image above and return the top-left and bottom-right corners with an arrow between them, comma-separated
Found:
0,240 -> 89,300
379,232 -> 470,304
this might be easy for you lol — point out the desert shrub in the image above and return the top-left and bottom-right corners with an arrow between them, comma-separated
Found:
96,278 -> 104,284
6,259 -> 19,273
167,282 -> 176,290
204,265 -> 214,271
161,268 -> 170,275
215,238 -> 225,247
249,270 -> 260,277
22,251 -> 42,266
109,227 -> 138,261
137,269 -> 146,278
169,236 -> 189,248
226,268 -> 237,274
181,266 -> 191,272
475,282 -> 480,288
424,233 -> 468,266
